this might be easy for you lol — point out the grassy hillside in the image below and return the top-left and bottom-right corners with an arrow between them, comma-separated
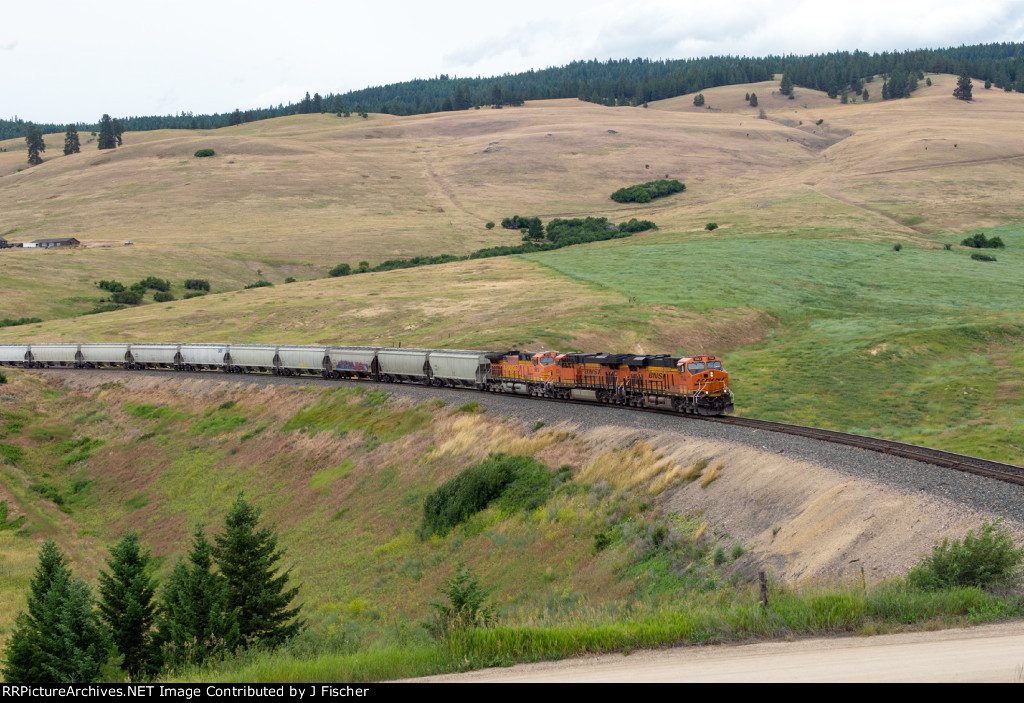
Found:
2,72 -> 1023,464
2,371 -> 1020,682
0,370 -> 756,672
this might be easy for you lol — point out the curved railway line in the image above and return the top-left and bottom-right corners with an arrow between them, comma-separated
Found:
25,365 -> 1024,489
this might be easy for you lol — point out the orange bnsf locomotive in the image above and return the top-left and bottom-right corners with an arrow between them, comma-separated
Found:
484,350 -> 733,415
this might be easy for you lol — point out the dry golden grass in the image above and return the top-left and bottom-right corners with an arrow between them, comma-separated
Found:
4,74 -> 1023,325
700,463 -> 723,488
577,441 -> 682,494
0,254 -> 770,356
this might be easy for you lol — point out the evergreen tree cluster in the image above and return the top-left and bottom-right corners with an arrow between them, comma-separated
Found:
4,42 -> 1022,141
1,495 -> 303,683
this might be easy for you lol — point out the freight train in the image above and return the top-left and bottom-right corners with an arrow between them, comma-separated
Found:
0,343 -> 734,415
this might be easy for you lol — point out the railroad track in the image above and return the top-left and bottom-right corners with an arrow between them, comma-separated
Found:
704,415 -> 1024,487
31,366 -> 1024,488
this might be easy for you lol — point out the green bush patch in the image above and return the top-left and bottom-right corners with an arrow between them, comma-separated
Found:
610,179 -> 685,203
0,443 -> 25,464
961,233 -> 1005,249
419,454 -> 564,538
908,519 -> 1024,591
194,148 -> 216,158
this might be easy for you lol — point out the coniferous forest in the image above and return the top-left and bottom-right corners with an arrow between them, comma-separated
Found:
3,42 -> 1024,141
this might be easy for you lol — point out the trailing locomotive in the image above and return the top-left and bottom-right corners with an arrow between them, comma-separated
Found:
0,343 -> 733,415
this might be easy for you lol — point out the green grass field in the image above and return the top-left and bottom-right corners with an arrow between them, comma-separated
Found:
523,224 -> 1024,461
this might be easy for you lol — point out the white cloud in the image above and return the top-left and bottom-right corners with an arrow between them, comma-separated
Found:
4,0 -> 1023,123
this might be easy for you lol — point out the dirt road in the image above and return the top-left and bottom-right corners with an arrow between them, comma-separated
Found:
414,621 -> 1024,682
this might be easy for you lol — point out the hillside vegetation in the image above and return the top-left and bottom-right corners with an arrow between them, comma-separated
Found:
2,371 -> 1021,682
2,73 -> 1023,461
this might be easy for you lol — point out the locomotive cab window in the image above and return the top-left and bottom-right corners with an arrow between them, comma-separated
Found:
540,357 -> 554,366
687,362 -> 706,374
708,361 -> 723,370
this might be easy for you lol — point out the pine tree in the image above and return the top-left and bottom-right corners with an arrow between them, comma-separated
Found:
3,540 -> 110,683
113,119 -> 125,146
37,569 -> 110,683
780,72 -> 794,96
98,114 -> 116,150
156,525 -> 240,669
954,72 -> 973,101
749,92 -> 758,107
98,532 -> 159,677
212,495 -> 304,647
25,123 -> 45,165
64,124 -> 80,155
453,84 -> 471,111
2,540 -> 71,682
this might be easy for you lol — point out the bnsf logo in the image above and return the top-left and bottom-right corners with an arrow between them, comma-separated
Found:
648,372 -> 665,379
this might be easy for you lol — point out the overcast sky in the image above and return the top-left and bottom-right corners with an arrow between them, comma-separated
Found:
2,0 -> 1022,124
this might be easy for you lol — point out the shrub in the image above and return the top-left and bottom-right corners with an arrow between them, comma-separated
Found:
184,279 -> 210,291
137,276 -> 171,292
194,148 -> 215,158
971,253 -> 997,262
153,291 -> 174,302
908,519 -> 1024,591
183,290 -> 207,299
111,290 -> 143,305
284,277 -> 296,283
893,243 -> 902,251
705,222 -> 718,231
0,317 -> 43,328
328,263 -> 351,277
429,564 -> 493,636
419,454 -> 559,538
98,279 -> 126,293
618,218 -> 657,233
943,243 -> 952,250
0,370 -> 6,384
244,280 -> 273,289
485,222 -> 495,230
961,233 -> 1005,249
83,304 -> 127,315
610,179 -> 685,204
